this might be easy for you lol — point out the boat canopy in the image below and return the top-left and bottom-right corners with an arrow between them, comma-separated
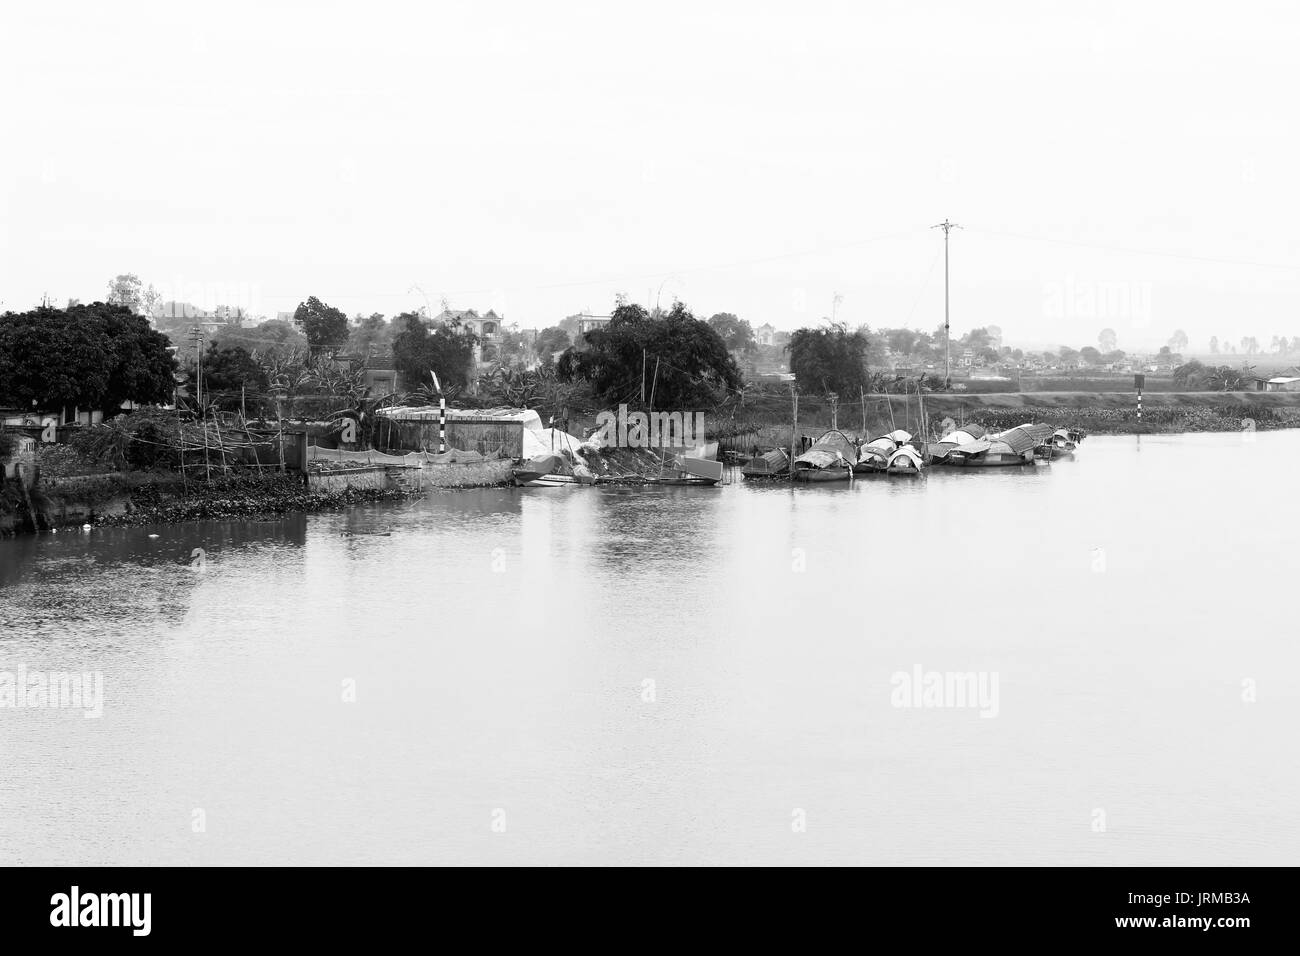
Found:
795,430 -> 856,469
993,424 -> 1051,455
887,446 -> 924,470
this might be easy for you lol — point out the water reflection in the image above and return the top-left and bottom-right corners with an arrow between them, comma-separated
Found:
1,433 -> 1298,865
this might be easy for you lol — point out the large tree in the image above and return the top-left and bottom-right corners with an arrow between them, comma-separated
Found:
199,342 -> 269,396
786,322 -> 871,396
557,301 -> 741,408
348,313 -> 393,357
0,303 -> 176,413
293,296 -> 349,353
1098,328 -> 1117,352
534,326 -> 571,364
391,312 -> 478,390
707,312 -> 756,353
106,273 -> 161,317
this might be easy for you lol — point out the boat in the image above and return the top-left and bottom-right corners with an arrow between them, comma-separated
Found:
942,423 -> 1050,467
512,453 -> 589,487
885,445 -> 926,475
741,447 -> 790,480
791,430 -> 856,482
644,442 -> 724,486
1037,427 -> 1085,460
855,429 -> 912,473
925,424 -> 988,464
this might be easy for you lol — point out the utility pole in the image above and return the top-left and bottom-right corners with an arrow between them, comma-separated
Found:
931,219 -> 961,387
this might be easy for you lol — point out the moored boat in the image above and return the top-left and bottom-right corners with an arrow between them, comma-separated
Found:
512,453 -> 590,486
855,429 -> 912,473
1037,427 -> 1085,459
792,430 -> 856,482
885,445 -> 925,475
741,447 -> 791,480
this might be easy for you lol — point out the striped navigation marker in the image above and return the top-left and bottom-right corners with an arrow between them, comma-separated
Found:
1135,373 -> 1145,423
431,370 -> 446,453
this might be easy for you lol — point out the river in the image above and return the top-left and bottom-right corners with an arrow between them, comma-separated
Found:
2,430 -> 1297,865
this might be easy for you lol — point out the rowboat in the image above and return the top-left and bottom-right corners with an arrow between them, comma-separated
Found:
512,453 -> 588,486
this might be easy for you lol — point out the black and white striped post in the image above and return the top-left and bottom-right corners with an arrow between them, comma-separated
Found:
1135,372 -> 1144,424
431,371 -> 446,453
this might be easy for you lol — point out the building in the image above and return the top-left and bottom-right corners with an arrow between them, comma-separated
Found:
431,308 -> 503,366
570,313 -> 611,337
755,323 -> 777,347
1264,376 -> 1300,392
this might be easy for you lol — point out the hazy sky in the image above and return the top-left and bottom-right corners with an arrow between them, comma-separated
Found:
2,1 -> 1297,351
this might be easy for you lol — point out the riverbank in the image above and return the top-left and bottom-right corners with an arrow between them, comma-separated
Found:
1,471 -> 413,534
702,390 -> 1300,447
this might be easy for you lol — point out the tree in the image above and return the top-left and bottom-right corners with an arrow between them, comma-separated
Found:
557,300 -> 741,408
212,319 -> 308,356
962,327 -> 994,351
199,343 -> 268,397
1079,346 -> 1101,366
1058,346 -> 1081,365
786,322 -> 871,396
1209,335 -> 1219,354
1172,360 -> 1207,388
707,313 -> 756,353
1098,328 -> 1117,353
106,273 -> 161,317
1168,329 -> 1189,354
293,296 -> 349,353
0,303 -> 176,414
885,328 -> 921,357
349,313 -> 392,357
391,312 -> 478,391
534,327 -> 571,364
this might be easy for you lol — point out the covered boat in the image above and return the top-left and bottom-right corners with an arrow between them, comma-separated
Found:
943,424 -> 1042,467
885,445 -> 925,475
792,430 -> 856,482
741,447 -> 790,480
1037,427 -> 1085,459
855,429 -> 912,473
926,423 -> 988,464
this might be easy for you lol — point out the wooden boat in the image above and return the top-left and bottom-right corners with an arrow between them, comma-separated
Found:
646,454 -> 723,486
741,447 -> 790,480
943,423 -> 1050,467
1036,427 -> 1085,460
792,430 -> 856,482
926,424 -> 987,465
512,453 -> 589,487
855,429 -> 912,473
885,445 -> 925,475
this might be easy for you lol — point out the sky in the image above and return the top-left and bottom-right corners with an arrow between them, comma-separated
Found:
2,0 -> 1297,352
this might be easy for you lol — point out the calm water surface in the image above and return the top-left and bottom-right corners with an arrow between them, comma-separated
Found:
2,431 -> 1297,865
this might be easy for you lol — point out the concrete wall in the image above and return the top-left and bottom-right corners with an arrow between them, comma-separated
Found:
307,466 -> 393,494
424,459 -> 514,488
